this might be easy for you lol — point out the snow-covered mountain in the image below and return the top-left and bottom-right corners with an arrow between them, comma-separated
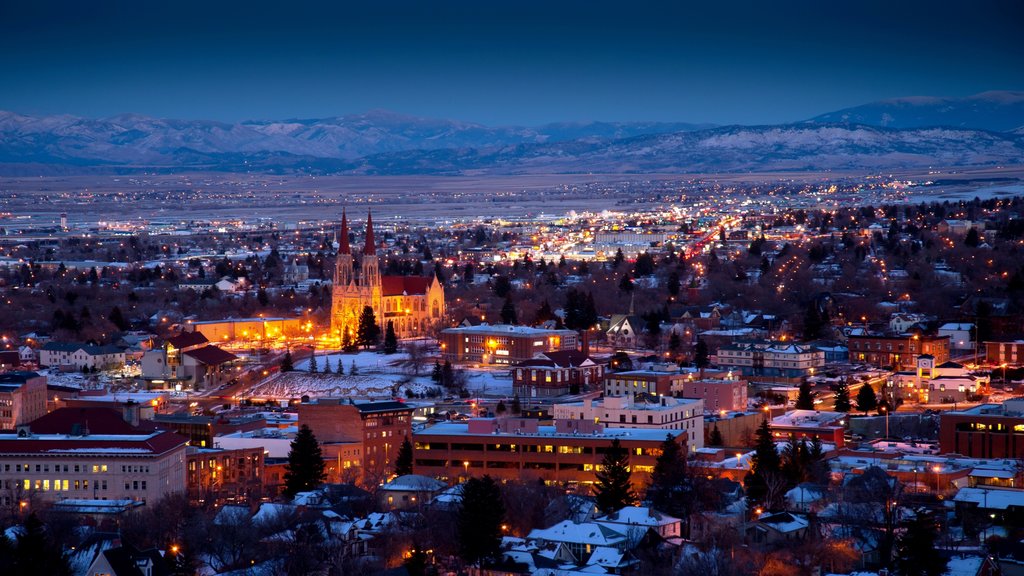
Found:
807,91 -> 1024,132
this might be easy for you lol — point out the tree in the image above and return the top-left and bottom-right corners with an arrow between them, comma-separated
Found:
458,476 -> 505,565
283,424 -> 326,497
356,305 -> 381,349
350,360 -> 358,376
795,381 -> 815,410
500,296 -> 518,325
695,339 -> 710,370
856,382 -> 878,415
394,436 -> 414,476
646,434 -> 688,518
383,321 -> 398,354
618,273 -> 634,293
594,438 -> 636,513
964,227 -> 980,247
493,275 -> 512,298
745,417 -> 782,508
441,360 -> 455,388
634,252 -> 655,277
336,357 -> 344,375
108,306 -> 129,331
14,513 -> 71,576
281,350 -> 294,372
341,325 -> 356,353
894,511 -> 946,576
431,360 -> 442,383
833,380 -> 852,412
667,271 -> 681,297
309,352 -> 318,373
322,355 -> 332,374
668,332 -> 681,355
511,395 -> 522,415
613,248 -> 625,268
257,287 -> 269,307
708,425 -> 724,446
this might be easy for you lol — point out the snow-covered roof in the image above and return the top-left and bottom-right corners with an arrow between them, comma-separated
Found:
380,474 -> 447,492
953,487 -> 1024,510
528,520 -> 626,546
595,506 -> 679,528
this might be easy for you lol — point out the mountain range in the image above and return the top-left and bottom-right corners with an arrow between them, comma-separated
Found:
1,92 -> 1023,175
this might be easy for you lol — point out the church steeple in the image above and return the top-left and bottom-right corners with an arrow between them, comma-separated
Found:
338,208 -> 351,255
363,211 -> 376,256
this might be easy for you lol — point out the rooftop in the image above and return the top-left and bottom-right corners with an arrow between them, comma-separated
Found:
415,420 -> 683,442
442,324 -> 577,336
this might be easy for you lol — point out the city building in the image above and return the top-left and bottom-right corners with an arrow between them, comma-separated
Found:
38,342 -> 126,370
769,410 -> 846,448
715,340 -> 824,384
298,399 -> 413,482
985,340 -> 1024,367
939,323 -> 975,351
512,350 -> 604,397
330,211 -> 446,339
0,408 -> 187,509
152,413 -> 267,448
672,376 -> 748,412
892,358 -> 987,404
412,417 -> 685,489
602,369 -> 688,397
377,474 -> 447,510
847,333 -> 950,370
140,332 -> 238,389
552,394 -> 703,448
441,324 -> 579,365
940,399 -> 1024,459
0,371 -> 47,429
185,445 -> 265,502
184,317 -> 303,343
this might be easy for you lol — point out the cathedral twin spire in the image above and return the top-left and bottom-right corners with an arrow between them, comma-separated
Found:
337,208 -> 376,256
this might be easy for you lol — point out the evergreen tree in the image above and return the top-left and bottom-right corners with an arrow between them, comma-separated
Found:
284,424 -> 326,497
500,296 -> 518,325
341,325 -> 357,353
647,434 -> 688,518
795,380 -> 815,410
14,513 -> 71,576
613,248 -> 625,268
383,321 -> 398,354
322,356 -> 332,374
964,227 -> 980,247
495,400 -> 507,415
695,339 -> 710,370
668,332 -> 681,355
350,360 -> 358,376
618,273 -> 634,293
458,475 -> 505,566
708,424 -> 724,446
309,352 -> 318,373
856,382 -> 878,414
533,300 -> 555,325
780,434 -> 807,485
894,511 -> 946,576
281,350 -> 294,372
356,305 -> 381,348
336,357 -> 344,375
594,438 -> 636,513
833,380 -> 852,412
667,271 -> 681,297
441,360 -> 455,388
394,436 -> 414,476
431,360 -> 443,383
744,418 -> 782,508
493,275 -> 512,298
108,306 -> 129,331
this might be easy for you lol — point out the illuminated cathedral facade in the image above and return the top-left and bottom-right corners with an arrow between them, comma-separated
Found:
331,211 -> 446,340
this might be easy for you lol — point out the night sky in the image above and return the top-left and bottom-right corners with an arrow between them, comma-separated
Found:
1,0 -> 1022,125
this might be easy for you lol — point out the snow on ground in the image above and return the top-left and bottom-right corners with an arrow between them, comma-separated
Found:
294,350 -> 409,372
253,350 -> 443,399
462,367 -> 514,396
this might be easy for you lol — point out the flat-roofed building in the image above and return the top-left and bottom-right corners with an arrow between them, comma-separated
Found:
552,394 -> 703,449
847,333 -> 950,370
985,340 -> 1024,366
940,399 -> 1024,459
716,340 -> 824,384
672,376 -> 748,412
0,371 -> 47,429
412,417 -> 685,489
186,445 -> 265,502
602,370 -> 688,397
769,409 -> 846,448
440,324 -> 579,365
298,399 -> 413,483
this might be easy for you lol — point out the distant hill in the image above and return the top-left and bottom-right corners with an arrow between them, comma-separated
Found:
1,96 -> 1024,175
807,91 -> 1024,132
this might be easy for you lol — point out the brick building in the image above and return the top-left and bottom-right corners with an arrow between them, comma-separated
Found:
413,417 -> 684,489
0,408 -> 187,511
512,350 -> 603,397
769,410 -> 846,448
716,341 -> 824,384
985,340 -> 1024,366
440,324 -> 579,365
0,371 -> 47,429
847,333 -> 950,370
552,395 -> 703,448
940,400 -> 1024,459
603,370 -> 689,397
298,399 -> 413,482
672,376 -> 748,412
186,445 -> 265,502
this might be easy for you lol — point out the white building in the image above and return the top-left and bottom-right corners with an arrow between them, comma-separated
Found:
38,342 -> 126,370
553,394 -> 703,450
939,323 -> 975,351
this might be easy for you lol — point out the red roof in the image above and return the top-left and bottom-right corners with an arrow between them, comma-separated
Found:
381,275 -> 432,297
182,345 -> 237,366
0,430 -> 187,456
339,208 -> 351,255
166,331 -> 209,350
29,408 -> 145,435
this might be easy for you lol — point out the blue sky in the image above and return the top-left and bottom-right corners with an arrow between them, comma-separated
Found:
1,0 -> 1022,125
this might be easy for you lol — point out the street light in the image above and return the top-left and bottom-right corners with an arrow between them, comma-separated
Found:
463,460 -> 470,479
880,405 -> 889,439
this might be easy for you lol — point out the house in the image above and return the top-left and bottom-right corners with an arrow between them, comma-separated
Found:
377,474 -> 447,509
939,323 -> 975,351
552,395 -> 703,449
140,332 -> 237,389
607,314 -> 646,350
84,544 -> 170,576
513,350 -> 604,397
526,520 -> 628,564
595,506 -> 682,539
38,342 -> 126,370
178,276 -> 245,293
747,512 -> 809,545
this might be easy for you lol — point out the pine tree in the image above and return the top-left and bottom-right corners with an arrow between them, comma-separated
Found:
14,513 -> 71,576
322,356 -> 332,374
284,424 -> 326,497
744,418 -> 782,508
795,381 -> 815,410
619,273 -> 634,293
108,306 -> 129,331
281,350 -> 294,372
458,476 -> 505,565
350,360 -> 358,376
341,325 -> 356,353
336,357 -> 345,375
668,332 -> 681,355
383,321 -> 398,354
500,297 -> 518,325
394,436 -> 414,476
356,305 -> 381,349
667,271 -> 681,297
613,248 -> 625,268
695,339 -> 710,370
594,438 -> 636,513
856,382 -> 878,414
431,360 -> 443,383
833,380 -> 852,412
708,424 -> 724,446
441,360 -> 454,388
647,434 -> 688,518
309,352 -> 318,373
894,511 -> 946,576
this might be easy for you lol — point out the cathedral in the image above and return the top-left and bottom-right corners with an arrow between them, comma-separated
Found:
331,210 -> 446,340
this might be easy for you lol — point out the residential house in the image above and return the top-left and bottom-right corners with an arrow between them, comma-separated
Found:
513,350 -> 604,397
38,342 -> 126,370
